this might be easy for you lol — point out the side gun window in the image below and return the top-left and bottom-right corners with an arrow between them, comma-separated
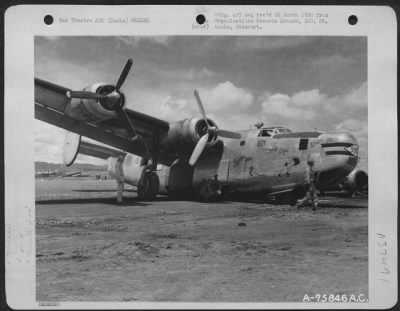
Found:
299,138 -> 308,150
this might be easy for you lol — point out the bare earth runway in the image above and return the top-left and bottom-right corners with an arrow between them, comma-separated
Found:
36,179 -> 368,302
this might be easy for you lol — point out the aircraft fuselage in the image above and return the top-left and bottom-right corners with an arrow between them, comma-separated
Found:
152,127 -> 359,201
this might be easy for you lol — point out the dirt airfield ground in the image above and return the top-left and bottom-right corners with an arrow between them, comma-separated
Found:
36,178 -> 368,302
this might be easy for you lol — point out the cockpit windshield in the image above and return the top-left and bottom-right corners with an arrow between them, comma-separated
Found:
258,127 -> 292,137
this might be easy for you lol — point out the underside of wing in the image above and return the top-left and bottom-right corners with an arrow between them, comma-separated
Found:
35,78 -> 175,165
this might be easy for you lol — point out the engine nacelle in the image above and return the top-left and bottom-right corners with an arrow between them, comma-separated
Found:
342,169 -> 368,192
64,83 -> 119,122
160,117 -> 218,157
107,154 -> 144,186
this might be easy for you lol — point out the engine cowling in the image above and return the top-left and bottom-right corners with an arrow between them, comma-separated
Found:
159,117 -> 218,157
64,83 -> 120,122
342,169 -> 368,192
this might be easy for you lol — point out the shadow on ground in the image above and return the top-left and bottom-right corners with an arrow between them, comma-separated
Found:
73,189 -> 137,193
35,197 -> 149,206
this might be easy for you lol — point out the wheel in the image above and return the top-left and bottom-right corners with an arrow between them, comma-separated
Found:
137,171 -> 159,200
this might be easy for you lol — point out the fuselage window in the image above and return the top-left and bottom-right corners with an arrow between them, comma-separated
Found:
299,138 -> 308,150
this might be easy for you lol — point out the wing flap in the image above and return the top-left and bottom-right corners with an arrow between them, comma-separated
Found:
35,78 -> 71,112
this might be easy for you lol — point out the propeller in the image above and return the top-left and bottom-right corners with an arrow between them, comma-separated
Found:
114,102 -> 137,139
189,90 -> 241,166
189,133 -> 209,166
66,59 -> 137,139
111,58 -> 137,139
116,58 -> 133,91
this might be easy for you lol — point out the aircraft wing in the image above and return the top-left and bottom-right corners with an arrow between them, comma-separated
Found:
35,78 -> 175,165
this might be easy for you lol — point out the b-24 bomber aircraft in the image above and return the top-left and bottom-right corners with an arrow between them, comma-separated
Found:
35,59 -> 361,203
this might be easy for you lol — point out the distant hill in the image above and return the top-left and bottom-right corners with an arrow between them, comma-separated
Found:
35,161 -> 107,172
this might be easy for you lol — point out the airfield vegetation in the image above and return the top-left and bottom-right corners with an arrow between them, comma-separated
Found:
36,179 -> 368,302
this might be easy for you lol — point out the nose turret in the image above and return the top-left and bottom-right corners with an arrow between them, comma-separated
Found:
321,132 -> 359,158
317,132 -> 359,188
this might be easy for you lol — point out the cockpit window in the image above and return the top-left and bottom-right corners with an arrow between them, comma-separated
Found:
258,129 -> 272,137
259,127 -> 292,137
277,128 -> 291,133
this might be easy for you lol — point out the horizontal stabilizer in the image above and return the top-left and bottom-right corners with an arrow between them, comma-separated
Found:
63,131 -> 125,166
79,140 -> 126,159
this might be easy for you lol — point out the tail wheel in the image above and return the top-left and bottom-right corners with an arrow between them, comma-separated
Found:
138,171 -> 159,200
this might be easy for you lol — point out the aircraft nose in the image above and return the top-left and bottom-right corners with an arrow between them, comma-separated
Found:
321,132 -> 358,157
319,132 -> 359,170
316,132 -> 359,188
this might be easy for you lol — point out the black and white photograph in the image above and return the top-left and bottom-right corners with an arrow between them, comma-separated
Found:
34,35 -> 369,302
4,5 -> 397,309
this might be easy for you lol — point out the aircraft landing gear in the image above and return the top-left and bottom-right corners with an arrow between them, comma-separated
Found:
137,168 -> 159,200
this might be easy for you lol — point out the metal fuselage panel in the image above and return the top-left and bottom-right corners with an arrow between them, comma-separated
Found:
192,129 -> 358,197
118,129 -> 358,200
193,130 -> 308,194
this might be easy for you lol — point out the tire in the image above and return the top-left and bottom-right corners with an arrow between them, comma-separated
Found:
138,171 -> 159,200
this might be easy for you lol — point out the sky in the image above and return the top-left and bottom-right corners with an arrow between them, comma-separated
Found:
34,36 -> 368,171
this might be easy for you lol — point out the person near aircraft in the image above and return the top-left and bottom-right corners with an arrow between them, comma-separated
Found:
213,174 -> 222,197
115,155 -> 125,204
198,175 -> 222,202
295,159 -> 319,211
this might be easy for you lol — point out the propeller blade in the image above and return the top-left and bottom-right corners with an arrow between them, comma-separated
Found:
216,129 -> 242,139
114,105 -> 137,139
194,90 -> 209,128
66,90 -> 106,100
189,133 -> 209,166
116,58 -> 133,91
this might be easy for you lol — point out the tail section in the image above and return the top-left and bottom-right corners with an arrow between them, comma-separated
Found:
62,131 -> 160,199
63,131 -> 126,166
